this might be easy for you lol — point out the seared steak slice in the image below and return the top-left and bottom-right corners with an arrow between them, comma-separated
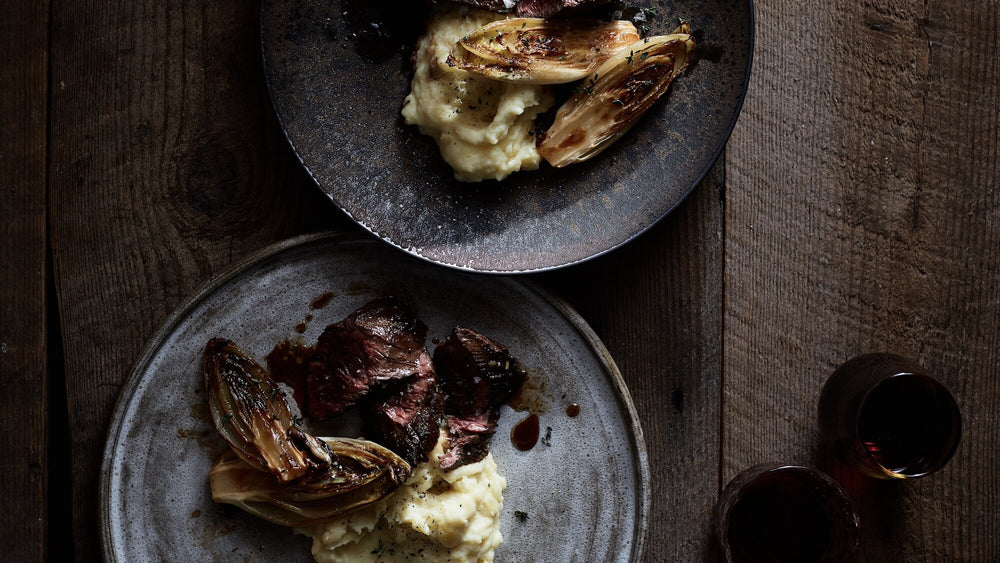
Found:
438,414 -> 493,469
364,356 -> 442,467
514,0 -> 563,17
518,0 -> 608,16
433,327 -> 526,470
452,0 -> 512,12
306,297 -> 429,420
451,0 -> 605,17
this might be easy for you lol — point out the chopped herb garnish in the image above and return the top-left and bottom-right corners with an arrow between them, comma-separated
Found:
640,51 -> 649,61
541,426 -> 553,446
626,50 -> 635,64
371,539 -> 385,556
514,510 -> 529,522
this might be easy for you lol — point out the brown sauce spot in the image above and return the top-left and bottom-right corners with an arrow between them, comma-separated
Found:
294,322 -> 308,334
566,403 -> 580,417
305,314 -> 313,322
511,413 -> 540,451
191,509 -> 201,518
310,291 -> 337,310
266,339 -> 315,408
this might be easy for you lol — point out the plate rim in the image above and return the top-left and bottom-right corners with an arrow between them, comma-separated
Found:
258,0 -> 756,274
99,231 -> 651,561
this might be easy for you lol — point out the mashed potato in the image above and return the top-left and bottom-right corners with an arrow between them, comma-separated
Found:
401,7 -> 554,182
306,433 -> 506,562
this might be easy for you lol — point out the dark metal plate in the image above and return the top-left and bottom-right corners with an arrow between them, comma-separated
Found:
261,0 -> 753,272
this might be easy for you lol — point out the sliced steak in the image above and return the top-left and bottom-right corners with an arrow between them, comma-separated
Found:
518,0 -> 608,18
433,327 -> 526,470
514,0 -> 564,17
364,355 -> 442,467
452,0 -> 512,12
305,297 -> 429,420
450,0 -> 605,18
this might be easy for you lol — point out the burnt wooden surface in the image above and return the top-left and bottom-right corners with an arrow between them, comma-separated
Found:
3,0 -> 998,562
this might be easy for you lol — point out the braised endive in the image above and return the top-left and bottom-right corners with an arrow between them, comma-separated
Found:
447,18 -> 639,84
209,438 -> 411,528
203,338 -> 411,526
539,23 -> 696,167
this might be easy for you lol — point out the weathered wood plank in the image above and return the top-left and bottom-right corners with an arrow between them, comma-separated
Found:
725,0 -> 999,560
0,1 -> 48,560
540,159 -> 725,562
48,1 -> 347,558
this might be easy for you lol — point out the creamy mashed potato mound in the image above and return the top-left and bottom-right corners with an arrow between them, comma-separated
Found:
306,433 -> 506,562
401,7 -> 554,182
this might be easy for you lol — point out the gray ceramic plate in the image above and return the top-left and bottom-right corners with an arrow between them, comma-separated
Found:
101,233 -> 650,562
261,0 -> 753,272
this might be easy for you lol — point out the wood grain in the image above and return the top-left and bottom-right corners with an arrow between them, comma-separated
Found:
725,0 -> 999,560
47,0 -> 349,558
540,159 -> 725,562
0,1 -> 48,560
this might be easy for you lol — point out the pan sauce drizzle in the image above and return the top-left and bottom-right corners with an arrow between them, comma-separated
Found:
511,412 -> 540,450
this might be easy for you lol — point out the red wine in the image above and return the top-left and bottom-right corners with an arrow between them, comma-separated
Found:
817,353 -> 962,479
858,373 -> 961,476
725,471 -> 836,562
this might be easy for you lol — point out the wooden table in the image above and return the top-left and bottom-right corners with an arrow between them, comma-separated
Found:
4,0 -> 997,560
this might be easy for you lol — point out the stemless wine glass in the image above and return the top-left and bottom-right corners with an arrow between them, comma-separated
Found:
716,464 -> 861,562
817,353 -> 962,479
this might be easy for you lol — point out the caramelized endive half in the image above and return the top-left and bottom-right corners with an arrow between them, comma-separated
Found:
203,338 -> 412,526
447,18 -> 639,84
204,338 -> 324,482
209,437 -> 411,528
538,23 -> 696,167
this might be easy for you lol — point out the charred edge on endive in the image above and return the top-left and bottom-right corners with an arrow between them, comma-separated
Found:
538,23 -> 695,167
446,18 -> 639,84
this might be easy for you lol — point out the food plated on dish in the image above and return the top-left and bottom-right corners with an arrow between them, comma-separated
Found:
261,0 -> 753,271
203,297 -> 527,561
402,5 -> 695,181
100,234 -> 650,561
